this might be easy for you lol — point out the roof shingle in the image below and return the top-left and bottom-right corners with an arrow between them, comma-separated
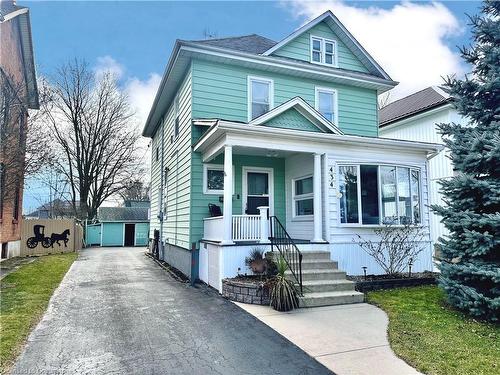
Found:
98,207 -> 149,222
185,34 -> 277,54
379,87 -> 450,127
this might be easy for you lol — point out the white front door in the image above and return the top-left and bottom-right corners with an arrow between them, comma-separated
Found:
242,167 -> 274,216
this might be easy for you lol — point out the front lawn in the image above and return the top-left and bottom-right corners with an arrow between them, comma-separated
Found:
367,285 -> 499,375
0,253 -> 77,373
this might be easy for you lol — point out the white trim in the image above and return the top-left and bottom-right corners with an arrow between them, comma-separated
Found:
261,11 -> 391,80
247,76 -> 274,122
203,163 -> 235,195
250,96 -> 342,134
291,174 -> 314,218
315,86 -> 339,126
310,35 -> 338,67
242,166 -> 274,217
122,223 -> 125,247
194,121 -> 443,157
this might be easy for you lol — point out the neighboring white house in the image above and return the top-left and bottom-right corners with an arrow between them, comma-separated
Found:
379,86 -> 459,249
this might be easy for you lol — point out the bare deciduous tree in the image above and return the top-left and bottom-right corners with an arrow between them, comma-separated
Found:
378,92 -> 392,110
355,224 -> 427,276
119,179 -> 150,202
42,59 -> 141,220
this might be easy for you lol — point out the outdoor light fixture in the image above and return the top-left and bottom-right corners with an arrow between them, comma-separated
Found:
362,266 -> 367,280
408,258 -> 413,278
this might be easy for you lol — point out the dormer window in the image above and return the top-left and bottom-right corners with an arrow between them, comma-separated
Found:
310,36 -> 337,66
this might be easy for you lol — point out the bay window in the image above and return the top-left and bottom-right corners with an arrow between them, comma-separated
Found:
339,164 -> 421,225
293,175 -> 314,217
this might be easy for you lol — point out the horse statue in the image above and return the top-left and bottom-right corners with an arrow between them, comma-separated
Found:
50,229 -> 71,248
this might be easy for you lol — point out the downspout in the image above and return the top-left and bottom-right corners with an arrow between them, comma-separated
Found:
159,117 -> 165,260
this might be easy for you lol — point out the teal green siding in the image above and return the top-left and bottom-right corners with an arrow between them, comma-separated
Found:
150,66 -> 193,249
189,154 -> 286,245
272,21 -> 369,74
264,108 -> 322,132
101,223 -> 123,246
134,223 -> 150,246
86,224 -> 101,246
191,59 -> 378,137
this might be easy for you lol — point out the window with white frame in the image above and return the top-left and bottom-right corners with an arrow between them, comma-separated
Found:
315,87 -> 337,123
310,36 -> 337,66
248,76 -> 273,121
203,164 -> 235,195
338,164 -> 421,225
293,175 -> 314,217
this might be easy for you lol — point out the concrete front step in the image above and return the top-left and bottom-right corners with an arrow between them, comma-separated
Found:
301,279 -> 356,293
279,251 -> 331,261
289,259 -> 338,270
287,269 -> 347,281
299,291 -> 365,308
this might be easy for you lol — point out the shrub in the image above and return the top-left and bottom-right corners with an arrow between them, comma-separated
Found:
269,256 -> 299,312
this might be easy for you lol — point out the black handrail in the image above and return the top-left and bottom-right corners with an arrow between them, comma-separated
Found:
269,216 -> 303,295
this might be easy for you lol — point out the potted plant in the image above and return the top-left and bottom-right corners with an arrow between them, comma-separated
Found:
245,248 -> 267,274
269,256 -> 299,312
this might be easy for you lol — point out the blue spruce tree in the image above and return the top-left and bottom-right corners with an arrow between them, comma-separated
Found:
432,0 -> 500,322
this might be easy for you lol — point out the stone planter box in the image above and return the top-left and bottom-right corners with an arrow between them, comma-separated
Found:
354,277 -> 436,293
222,278 -> 270,305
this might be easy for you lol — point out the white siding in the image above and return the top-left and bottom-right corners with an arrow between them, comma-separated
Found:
380,106 -> 460,246
285,153 -> 314,240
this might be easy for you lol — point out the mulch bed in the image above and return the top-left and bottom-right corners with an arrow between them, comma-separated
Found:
347,272 -> 438,292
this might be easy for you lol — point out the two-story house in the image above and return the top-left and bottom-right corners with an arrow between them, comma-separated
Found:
143,11 -> 442,306
0,1 -> 39,259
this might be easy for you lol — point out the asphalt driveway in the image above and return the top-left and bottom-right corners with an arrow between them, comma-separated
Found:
12,247 -> 331,375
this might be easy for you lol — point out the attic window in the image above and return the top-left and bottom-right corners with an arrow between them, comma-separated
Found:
310,36 -> 337,66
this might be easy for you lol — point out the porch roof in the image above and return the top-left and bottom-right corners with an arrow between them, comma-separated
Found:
193,120 -> 444,162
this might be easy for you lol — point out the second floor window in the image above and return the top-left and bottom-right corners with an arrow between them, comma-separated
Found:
315,87 -> 337,124
311,36 -> 337,66
248,76 -> 273,121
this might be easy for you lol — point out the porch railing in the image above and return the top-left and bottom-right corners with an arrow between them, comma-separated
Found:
269,216 -> 303,295
232,215 -> 261,241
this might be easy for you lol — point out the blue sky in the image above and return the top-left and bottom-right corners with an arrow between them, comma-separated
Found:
22,0 -> 481,212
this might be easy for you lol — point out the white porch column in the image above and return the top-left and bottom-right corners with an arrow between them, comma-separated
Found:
257,206 -> 270,244
222,145 -> 234,245
313,153 -> 324,242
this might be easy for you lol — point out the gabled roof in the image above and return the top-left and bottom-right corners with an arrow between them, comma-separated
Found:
98,207 -> 149,222
379,86 -> 451,127
185,34 -> 276,54
249,97 -> 343,135
263,11 -> 391,80
0,2 -> 39,109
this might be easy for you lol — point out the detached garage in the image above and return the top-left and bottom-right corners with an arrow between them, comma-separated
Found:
86,207 -> 150,247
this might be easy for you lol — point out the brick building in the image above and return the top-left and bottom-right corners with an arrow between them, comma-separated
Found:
0,1 -> 39,258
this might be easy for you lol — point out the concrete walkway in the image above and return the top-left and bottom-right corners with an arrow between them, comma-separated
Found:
235,302 -> 422,375
12,247 -> 331,375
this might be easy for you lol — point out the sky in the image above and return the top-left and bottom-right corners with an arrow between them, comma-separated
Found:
21,0 -> 481,213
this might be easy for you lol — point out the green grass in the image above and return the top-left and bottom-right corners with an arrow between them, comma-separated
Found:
367,286 -> 499,375
0,253 -> 77,373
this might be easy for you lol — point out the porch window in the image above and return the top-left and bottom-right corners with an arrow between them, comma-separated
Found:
248,76 -> 273,121
203,164 -> 234,195
293,175 -> 313,217
315,87 -> 337,124
339,164 -> 421,225
310,36 -> 337,66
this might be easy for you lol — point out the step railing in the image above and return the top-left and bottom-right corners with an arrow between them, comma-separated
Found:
269,216 -> 303,295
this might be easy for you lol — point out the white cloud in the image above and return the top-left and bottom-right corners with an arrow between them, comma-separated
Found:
283,1 -> 465,100
94,55 -> 125,80
124,73 -> 162,128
